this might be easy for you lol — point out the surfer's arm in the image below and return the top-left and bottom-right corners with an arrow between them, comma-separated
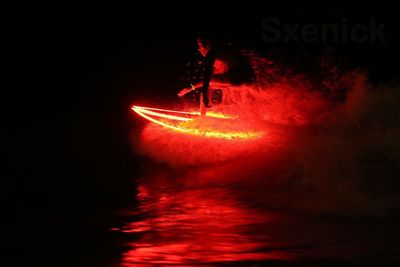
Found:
177,80 -> 211,97
189,81 -> 228,89
177,81 -> 231,97
177,83 -> 199,97
177,50 -> 217,98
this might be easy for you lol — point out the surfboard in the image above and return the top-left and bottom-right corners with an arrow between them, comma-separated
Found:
131,105 -> 262,140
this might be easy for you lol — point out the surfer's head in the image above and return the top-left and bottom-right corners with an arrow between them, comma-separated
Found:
197,37 -> 211,57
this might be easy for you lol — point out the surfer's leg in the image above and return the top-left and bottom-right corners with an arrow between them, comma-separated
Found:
199,93 -> 207,116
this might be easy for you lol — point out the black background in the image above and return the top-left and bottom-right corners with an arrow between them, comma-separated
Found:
2,1 -> 400,266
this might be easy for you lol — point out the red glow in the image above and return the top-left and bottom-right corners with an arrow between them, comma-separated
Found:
122,54 -> 382,266
119,174 -> 296,266
131,80 -> 332,165
213,59 -> 228,74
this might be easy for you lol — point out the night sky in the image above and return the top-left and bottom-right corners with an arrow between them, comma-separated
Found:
3,2 -> 400,118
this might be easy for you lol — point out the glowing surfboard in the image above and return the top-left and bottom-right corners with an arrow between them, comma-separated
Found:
131,105 -> 263,140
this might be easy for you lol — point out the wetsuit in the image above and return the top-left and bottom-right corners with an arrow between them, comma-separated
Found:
200,47 -> 255,107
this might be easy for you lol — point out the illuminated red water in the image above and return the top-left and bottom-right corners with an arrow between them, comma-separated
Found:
120,179 -> 294,265
121,55 -> 400,266
113,165 -> 400,266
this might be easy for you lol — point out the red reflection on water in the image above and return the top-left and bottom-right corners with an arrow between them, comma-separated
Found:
119,174 -> 296,266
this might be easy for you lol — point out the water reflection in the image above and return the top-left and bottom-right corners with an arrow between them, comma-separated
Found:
117,170 -> 309,266
114,164 -> 400,266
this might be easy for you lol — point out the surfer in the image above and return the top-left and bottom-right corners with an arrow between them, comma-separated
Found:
178,36 -> 255,115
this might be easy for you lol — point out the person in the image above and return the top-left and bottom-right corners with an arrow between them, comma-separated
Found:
178,37 -> 254,115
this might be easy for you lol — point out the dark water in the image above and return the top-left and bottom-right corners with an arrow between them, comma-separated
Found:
111,164 -> 400,267
5,78 -> 400,267
6,107 -> 400,267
